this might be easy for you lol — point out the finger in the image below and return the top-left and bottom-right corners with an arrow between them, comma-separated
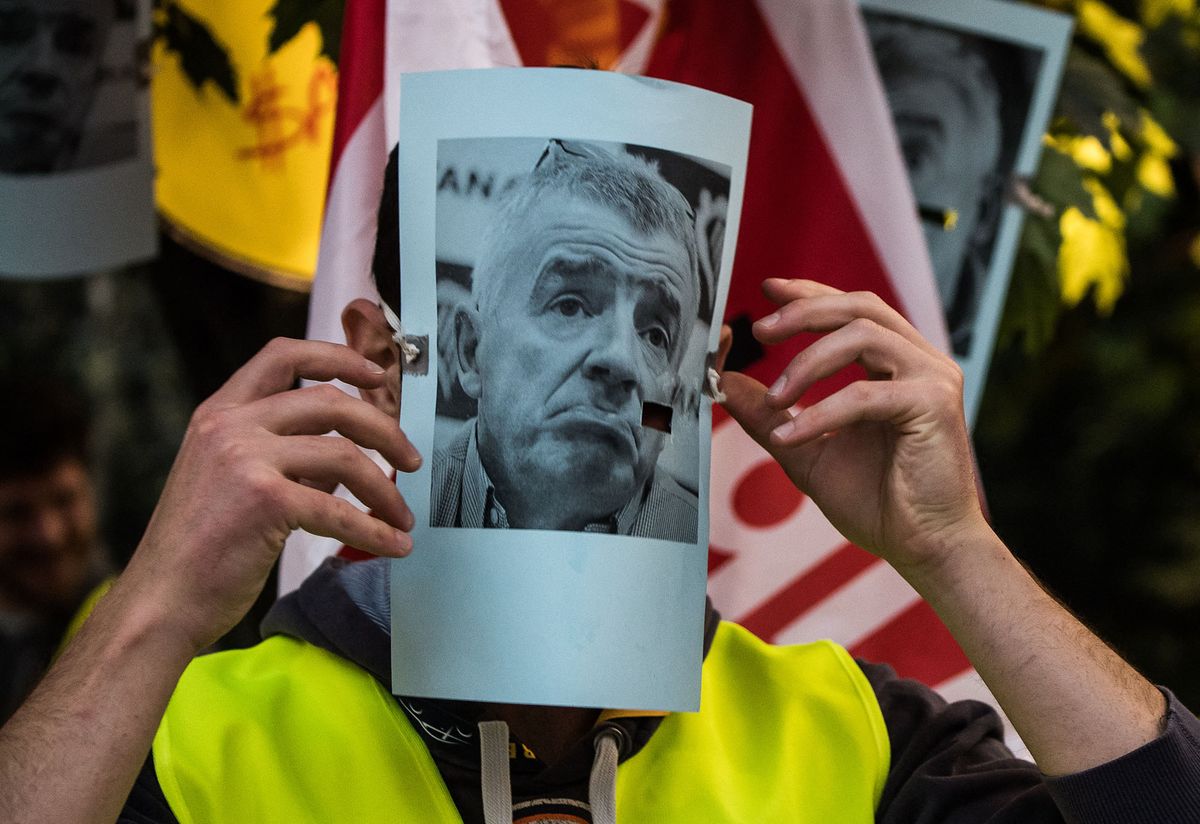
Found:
762,278 -> 843,302
755,285 -> 917,345
299,477 -> 340,494
714,324 -> 734,373
763,318 -> 931,409
276,435 -> 413,532
754,282 -> 939,356
246,384 -> 422,472
212,338 -> 389,408
287,483 -> 414,556
769,378 -> 953,448
717,371 -> 796,452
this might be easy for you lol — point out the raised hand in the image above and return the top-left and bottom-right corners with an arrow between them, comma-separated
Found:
721,279 -> 1173,776
719,278 -> 985,572
119,337 -> 421,654
0,336 -> 423,824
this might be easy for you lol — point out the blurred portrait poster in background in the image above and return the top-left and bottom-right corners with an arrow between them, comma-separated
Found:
0,0 -> 155,278
392,69 -> 750,711
860,0 -> 1071,424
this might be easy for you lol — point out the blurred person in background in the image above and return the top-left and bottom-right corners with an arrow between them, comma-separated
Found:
0,374 -> 109,722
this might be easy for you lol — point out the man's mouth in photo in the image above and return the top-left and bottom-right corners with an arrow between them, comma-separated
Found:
548,406 -> 640,460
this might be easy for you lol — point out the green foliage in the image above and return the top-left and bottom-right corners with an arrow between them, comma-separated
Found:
268,0 -> 345,63
154,0 -> 240,104
1055,47 -> 1141,139
1007,0 -> 1200,351
999,215 -> 1063,354
1034,143 -> 1101,219
1143,17 -> 1200,151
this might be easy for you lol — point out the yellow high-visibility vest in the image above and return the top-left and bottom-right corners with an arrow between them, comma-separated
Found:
153,622 -> 890,823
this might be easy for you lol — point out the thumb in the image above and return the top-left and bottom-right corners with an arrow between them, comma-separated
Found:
718,371 -> 793,452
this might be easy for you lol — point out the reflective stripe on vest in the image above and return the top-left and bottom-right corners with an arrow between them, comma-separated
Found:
153,622 -> 890,823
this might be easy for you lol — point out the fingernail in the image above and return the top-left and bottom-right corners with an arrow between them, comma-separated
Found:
396,531 -> 413,554
766,375 -> 787,398
771,419 -> 795,441
365,360 -> 386,374
757,312 -> 781,329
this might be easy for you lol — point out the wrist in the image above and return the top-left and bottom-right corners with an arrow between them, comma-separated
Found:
890,515 -> 1008,596
97,570 -> 208,665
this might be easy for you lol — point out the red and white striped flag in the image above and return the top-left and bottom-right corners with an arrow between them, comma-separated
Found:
283,0 -> 1021,751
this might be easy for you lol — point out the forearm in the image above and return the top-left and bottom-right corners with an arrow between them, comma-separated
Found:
0,338 -> 417,822
0,575 -> 197,823
724,281 -> 1175,784
899,525 -> 1165,777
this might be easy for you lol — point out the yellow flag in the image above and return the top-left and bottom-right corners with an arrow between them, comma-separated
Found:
152,0 -> 338,289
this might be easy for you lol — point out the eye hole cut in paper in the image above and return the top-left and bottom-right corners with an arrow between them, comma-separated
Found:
429,136 -> 730,543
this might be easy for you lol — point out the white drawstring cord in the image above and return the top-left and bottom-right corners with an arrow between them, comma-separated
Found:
380,301 -> 421,364
479,720 -> 620,824
706,367 -> 726,403
589,730 -> 620,824
479,720 -> 513,824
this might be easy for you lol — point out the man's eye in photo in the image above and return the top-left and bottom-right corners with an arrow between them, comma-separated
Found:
549,295 -> 588,317
643,326 -> 670,351
900,130 -> 939,174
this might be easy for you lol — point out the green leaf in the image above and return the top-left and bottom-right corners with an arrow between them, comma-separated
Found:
1143,19 -> 1200,94
1125,188 -> 1173,246
1032,148 -> 1099,220
268,0 -> 345,64
1002,215 -> 1063,355
1149,88 -> 1200,155
157,2 -> 239,104
1056,47 -> 1141,139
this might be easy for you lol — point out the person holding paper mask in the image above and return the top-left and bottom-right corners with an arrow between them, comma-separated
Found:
2,147 -> 1199,823
435,139 -> 701,540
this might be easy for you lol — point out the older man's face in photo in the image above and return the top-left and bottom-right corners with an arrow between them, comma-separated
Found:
466,190 -> 696,530
871,23 -> 1002,310
0,0 -> 114,174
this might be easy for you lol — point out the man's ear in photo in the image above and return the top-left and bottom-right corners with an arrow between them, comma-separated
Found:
454,304 -> 484,399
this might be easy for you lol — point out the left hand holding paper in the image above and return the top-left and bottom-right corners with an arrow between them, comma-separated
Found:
719,278 -> 987,574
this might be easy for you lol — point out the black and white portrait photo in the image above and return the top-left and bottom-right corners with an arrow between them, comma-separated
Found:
0,0 -> 153,279
864,10 -> 1040,355
0,0 -> 140,176
858,0 -> 1070,423
430,136 -> 730,544
390,68 -> 750,710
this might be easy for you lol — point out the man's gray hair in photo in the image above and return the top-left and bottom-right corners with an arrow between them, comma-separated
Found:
469,139 -> 701,337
